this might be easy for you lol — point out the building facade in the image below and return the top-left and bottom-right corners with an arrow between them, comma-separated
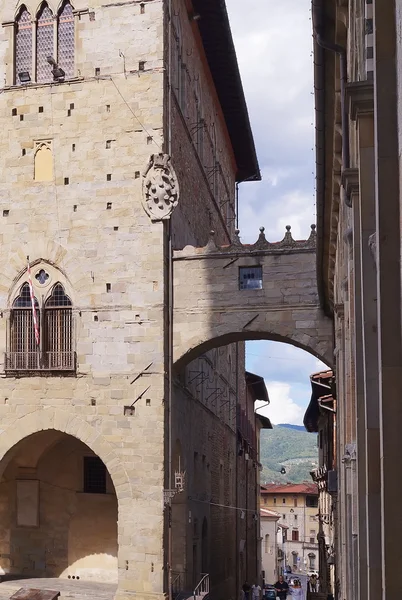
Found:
260,508 -> 280,585
0,1 -> 262,600
313,0 -> 402,599
260,484 -> 319,576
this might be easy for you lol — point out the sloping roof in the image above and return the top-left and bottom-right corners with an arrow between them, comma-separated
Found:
304,369 -> 334,432
246,371 -> 270,403
260,508 -> 281,519
261,482 -> 318,495
192,0 -> 260,182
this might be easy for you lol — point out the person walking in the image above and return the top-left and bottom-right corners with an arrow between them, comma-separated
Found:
251,583 -> 261,600
274,575 -> 289,600
291,580 -> 303,599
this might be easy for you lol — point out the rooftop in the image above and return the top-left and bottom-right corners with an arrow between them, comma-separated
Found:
261,482 -> 318,495
260,508 -> 281,519
193,0 -> 260,182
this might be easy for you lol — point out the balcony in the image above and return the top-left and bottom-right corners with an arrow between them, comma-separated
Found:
5,351 -> 76,375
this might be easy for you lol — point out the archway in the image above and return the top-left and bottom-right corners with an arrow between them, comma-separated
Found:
0,430 -> 118,583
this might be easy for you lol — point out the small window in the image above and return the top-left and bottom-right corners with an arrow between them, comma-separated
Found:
294,514 -> 298,521
306,495 -> 318,508
282,497 -> 286,504
83,456 -> 106,493
294,497 -> 298,507
239,266 -> 263,290
273,497 -> 277,504
282,514 -> 286,520
292,530 -> 299,542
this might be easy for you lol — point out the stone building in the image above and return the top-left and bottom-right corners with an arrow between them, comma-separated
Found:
260,508 -> 280,585
312,0 -> 402,598
0,1 -> 263,599
260,484 -> 319,575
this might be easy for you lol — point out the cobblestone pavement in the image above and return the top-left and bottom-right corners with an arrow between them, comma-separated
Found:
0,578 -> 117,600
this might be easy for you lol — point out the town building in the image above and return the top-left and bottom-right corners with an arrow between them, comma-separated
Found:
312,0 -> 402,598
260,508 -> 280,585
260,483 -> 319,576
304,369 -> 336,597
0,1 -> 264,599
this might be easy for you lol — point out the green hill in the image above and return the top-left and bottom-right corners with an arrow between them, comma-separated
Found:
260,424 -> 318,484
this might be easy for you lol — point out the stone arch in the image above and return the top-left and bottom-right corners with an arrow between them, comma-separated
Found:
8,259 -> 74,306
0,408 -> 131,499
174,326 -> 333,373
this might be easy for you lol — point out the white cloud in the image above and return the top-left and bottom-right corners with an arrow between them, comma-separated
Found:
256,381 -> 304,425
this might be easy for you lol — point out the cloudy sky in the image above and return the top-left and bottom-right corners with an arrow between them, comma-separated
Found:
225,0 -> 326,425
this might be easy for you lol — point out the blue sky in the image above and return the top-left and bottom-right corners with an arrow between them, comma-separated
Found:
225,0 -> 327,424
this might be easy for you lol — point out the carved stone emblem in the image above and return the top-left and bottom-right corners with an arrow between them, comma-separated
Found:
142,154 -> 179,221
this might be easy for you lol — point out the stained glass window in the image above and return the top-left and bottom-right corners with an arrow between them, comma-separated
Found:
15,7 -> 32,85
57,2 -> 74,78
36,3 -> 54,83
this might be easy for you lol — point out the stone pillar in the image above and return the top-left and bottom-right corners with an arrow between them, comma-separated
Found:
373,3 -> 402,597
343,166 -> 367,600
347,81 -> 382,600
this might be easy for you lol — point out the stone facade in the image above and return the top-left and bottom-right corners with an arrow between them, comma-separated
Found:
0,1 -> 262,600
313,1 -> 402,599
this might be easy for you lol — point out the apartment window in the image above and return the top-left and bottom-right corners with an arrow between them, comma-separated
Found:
282,497 -> 286,504
310,529 -> 316,543
309,553 -> 316,570
294,497 -> 298,507
273,497 -> 277,504
306,495 -> 318,508
15,1 -> 75,85
83,456 -> 106,494
292,530 -> 299,542
7,282 -> 74,373
292,551 -> 298,567
239,266 -> 263,290
283,514 -> 286,520
294,514 -> 298,521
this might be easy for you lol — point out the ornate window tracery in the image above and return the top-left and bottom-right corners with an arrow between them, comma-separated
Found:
13,2 -> 75,85
7,281 -> 75,373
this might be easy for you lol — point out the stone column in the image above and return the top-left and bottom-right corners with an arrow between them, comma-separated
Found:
342,166 -> 366,600
347,81 -> 382,600
373,3 -> 402,598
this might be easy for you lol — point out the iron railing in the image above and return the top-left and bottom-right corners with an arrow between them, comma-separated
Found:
5,351 -> 76,372
193,574 -> 209,600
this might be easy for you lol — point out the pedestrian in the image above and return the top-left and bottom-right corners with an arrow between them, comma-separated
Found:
274,575 -> 289,600
291,580 -> 303,599
251,582 -> 261,600
242,582 -> 251,600
309,574 -> 317,592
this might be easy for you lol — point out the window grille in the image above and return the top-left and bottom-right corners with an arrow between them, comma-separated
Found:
239,266 -> 263,290
6,282 -> 75,373
83,456 -> 106,494
36,3 -> 54,83
57,2 -> 74,78
15,7 -> 32,85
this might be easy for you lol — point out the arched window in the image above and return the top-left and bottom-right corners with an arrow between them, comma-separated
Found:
8,283 -> 40,370
36,3 -> 54,83
45,283 -> 73,369
15,7 -> 32,84
308,553 -> 316,570
7,280 -> 74,373
57,2 -> 74,78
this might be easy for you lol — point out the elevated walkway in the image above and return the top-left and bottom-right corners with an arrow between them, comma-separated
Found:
173,226 -> 333,368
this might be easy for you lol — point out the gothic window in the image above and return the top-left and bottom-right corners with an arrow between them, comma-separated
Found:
15,7 -> 32,84
36,3 -> 54,83
45,283 -> 73,369
9,283 -> 40,370
57,2 -> 74,78
6,281 -> 74,373
14,2 -> 75,84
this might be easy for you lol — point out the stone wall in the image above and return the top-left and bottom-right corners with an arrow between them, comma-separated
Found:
0,432 -> 117,581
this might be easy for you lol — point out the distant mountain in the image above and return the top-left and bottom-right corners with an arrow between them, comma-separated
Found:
277,424 -> 306,432
260,424 -> 318,484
